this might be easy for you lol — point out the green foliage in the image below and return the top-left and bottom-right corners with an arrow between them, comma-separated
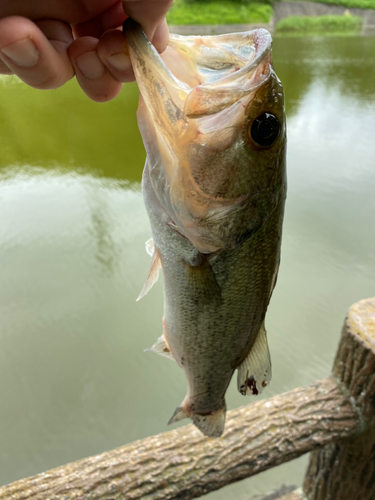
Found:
276,14 -> 363,34
166,0 -> 273,25
182,0 -> 276,3
284,0 -> 375,9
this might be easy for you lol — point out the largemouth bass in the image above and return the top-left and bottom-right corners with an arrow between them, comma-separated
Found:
124,19 -> 286,438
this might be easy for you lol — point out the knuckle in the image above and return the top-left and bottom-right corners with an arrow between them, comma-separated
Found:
0,60 -> 13,75
23,72 -> 58,89
24,65 -> 74,90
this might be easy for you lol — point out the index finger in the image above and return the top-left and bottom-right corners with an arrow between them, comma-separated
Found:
0,16 -> 74,89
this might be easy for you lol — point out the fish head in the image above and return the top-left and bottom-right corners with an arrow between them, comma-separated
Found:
125,20 -> 286,253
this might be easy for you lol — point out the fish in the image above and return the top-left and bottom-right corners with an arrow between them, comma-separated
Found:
124,19 -> 286,438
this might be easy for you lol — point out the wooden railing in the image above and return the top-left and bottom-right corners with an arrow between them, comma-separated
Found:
1,298 -> 374,500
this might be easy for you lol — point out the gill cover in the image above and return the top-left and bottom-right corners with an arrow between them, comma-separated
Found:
124,19 -> 278,253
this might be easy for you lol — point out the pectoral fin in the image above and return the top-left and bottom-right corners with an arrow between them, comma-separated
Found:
136,240 -> 161,301
145,334 -> 174,361
237,322 -> 271,396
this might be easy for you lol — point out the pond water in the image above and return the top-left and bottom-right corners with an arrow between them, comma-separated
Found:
0,35 -> 374,498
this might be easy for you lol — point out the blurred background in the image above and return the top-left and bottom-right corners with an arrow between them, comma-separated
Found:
0,29 -> 374,499
166,0 -> 375,36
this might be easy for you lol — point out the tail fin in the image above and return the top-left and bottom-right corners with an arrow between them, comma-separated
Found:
191,410 -> 226,437
168,405 -> 226,438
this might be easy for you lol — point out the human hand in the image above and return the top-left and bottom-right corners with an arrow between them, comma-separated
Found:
0,0 -> 173,101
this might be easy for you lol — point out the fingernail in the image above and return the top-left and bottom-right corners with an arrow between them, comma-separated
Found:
76,51 -> 105,80
106,52 -> 131,72
1,38 -> 39,68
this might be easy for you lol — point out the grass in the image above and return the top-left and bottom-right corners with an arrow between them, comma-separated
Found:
283,0 -> 375,10
166,0 -> 273,25
276,14 -> 363,34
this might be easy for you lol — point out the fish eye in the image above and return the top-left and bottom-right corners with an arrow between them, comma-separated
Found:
250,113 -> 280,148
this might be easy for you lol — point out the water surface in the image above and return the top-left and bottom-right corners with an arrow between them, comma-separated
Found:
0,35 -> 374,498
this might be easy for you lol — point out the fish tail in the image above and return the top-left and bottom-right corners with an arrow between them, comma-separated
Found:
191,409 -> 226,437
168,404 -> 226,438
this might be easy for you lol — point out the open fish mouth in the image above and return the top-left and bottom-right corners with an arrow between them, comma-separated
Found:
124,18 -> 272,121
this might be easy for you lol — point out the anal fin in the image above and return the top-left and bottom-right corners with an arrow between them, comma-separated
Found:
136,239 -> 161,301
237,322 -> 272,396
145,334 -> 174,361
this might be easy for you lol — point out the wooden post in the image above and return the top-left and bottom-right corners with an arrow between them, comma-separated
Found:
303,298 -> 375,500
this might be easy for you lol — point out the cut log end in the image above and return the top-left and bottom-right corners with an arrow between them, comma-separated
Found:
333,297 -> 375,422
343,297 -> 375,350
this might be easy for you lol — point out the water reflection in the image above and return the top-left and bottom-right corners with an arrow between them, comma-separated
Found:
0,35 -> 374,499
87,184 -> 119,274
273,36 -> 375,116
0,168 -> 163,483
0,79 -> 145,182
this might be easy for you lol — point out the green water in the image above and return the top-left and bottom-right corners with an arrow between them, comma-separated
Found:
0,35 -> 374,498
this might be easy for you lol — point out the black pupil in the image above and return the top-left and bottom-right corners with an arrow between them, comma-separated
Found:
250,113 -> 280,147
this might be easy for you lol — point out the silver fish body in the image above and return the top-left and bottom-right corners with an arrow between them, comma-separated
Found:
125,20 -> 286,437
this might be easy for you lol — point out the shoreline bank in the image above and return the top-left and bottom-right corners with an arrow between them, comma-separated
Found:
170,1 -> 375,36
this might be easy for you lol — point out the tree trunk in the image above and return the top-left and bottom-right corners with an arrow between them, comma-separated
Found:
0,378 -> 356,500
303,297 -> 375,500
